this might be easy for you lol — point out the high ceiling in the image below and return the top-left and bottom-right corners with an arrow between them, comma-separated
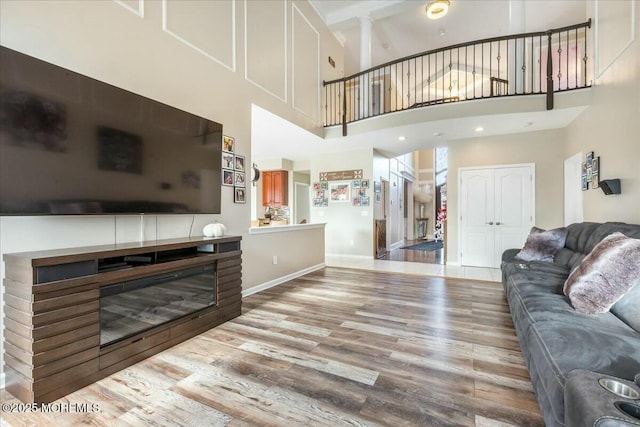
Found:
253,1 -> 590,163
309,0 -> 587,75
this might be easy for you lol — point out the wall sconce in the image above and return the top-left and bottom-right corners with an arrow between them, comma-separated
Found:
600,179 -> 621,195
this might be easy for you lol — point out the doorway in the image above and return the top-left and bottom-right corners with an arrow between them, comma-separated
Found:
294,182 -> 310,224
459,164 -> 535,268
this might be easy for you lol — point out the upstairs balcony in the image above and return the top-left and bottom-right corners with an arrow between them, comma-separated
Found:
323,20 -> 592,136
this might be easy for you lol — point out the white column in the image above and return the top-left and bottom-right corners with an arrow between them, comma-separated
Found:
509,0 -> 526,94
359,14 -> 372,70
359,15 -> 372,119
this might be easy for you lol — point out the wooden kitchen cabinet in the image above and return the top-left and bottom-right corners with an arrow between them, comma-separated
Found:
262,170 -> 288,206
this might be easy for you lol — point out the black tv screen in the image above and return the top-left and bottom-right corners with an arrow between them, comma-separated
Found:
0,46 -> 222,215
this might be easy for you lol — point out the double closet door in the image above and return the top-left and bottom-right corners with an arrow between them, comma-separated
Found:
460,165 -> 534,268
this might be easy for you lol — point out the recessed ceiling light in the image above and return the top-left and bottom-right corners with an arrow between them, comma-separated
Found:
398,136 -> 406,141
475,126 -> 484,132
433,132 -> 444,137
426,0 -> 450,20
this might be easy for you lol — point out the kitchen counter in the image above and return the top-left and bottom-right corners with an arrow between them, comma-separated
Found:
248,222 -> 326,235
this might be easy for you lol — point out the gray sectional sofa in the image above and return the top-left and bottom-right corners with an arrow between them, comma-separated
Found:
501,222 -> 640,426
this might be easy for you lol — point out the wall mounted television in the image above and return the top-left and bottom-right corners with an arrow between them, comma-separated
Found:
0,46 -> 222,215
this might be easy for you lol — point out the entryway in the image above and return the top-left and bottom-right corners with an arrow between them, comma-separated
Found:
459,164 -> 535,268
383,239 -> 444,263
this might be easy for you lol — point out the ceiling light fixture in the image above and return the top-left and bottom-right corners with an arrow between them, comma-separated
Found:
426,0 -> 450,20
475,126 -> 484,132
398,136 -> 407,141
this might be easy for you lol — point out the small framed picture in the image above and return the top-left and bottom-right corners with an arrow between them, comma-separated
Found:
223,135 -> 235,153
587,166 -> 593,182
353,180 -> 361,188
375,193 -> 381,202
234,171 -> 246,187
593,157 -> 599,174
361,179 -> 369,189
313,197 -> 327,207
361,196 -> 370,206
313,182 -> 321,191
234,187 -> 246,203
586,151 -> 594,167
222,152 -> 234,169
592,172 -> 599,189
329,182 -> 350,202
356,188 -> 366,197
374,181 -> 381,193
352,197 -> 361,206
582,174 -> 589,191
234,155 -> 245,172
222,169 -> 234,186
321,181 -> 328,190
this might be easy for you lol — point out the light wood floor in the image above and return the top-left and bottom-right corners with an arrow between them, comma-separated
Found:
0,267 -> 543,427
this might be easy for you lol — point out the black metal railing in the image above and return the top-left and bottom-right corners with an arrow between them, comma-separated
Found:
323,20 -> 592,135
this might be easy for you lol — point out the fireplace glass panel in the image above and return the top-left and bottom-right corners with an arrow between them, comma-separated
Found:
100,264 -> 216,346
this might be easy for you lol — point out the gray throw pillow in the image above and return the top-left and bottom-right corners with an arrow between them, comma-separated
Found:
563,232 -> 640,315
514,226 -> 568,262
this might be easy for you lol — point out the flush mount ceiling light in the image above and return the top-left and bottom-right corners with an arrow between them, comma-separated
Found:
426,0 -> 450,20
475,126 -> 484,132
398,136 -> 407,141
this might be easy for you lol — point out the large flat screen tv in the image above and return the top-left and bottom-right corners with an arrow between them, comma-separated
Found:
0,46 -> 222,215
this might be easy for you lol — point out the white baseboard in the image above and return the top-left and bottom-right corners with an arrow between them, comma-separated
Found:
325,253 -> 371,260
242,263 -> 325,297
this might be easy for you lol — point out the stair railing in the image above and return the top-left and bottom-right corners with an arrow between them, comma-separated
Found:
323,20 -> 592,136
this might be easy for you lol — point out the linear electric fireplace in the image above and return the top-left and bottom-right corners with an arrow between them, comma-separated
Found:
100,264 -> 217,346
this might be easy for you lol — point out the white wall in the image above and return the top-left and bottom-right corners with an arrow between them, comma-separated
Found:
0,0 -> 342,387
310,149 -> 374,256
565,0 -> 640,224
447,129 -> 567,265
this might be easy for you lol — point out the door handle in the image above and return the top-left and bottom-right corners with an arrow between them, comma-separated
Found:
486,221 -> 494,225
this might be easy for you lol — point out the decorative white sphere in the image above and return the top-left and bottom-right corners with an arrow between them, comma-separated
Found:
203,223 -> 226,237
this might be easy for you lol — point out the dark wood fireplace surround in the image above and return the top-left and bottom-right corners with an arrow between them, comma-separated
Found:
3,235 -> 242,403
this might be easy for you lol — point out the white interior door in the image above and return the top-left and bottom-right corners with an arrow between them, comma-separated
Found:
494,166 -> 533,261
460,165 -> 534,268
564,152 -> 583,226
460,169 -> 494,267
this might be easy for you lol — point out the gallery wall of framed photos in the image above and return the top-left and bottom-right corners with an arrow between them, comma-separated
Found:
222,135 -> 246,203
581,151 -> 600,191
312,169 -> 370,207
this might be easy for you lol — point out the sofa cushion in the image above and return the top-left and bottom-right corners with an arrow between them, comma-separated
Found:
610,281 -> 640,332
506,272 -> 636,337
524,322 -> 640,427
554,222 -> 640,271
564,232 -> 640,314
515,226 -> 568,262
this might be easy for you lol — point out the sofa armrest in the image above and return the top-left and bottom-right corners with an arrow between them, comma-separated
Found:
502,248 -> 520,263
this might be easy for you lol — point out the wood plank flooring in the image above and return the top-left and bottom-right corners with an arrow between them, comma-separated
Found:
0,267 -> 543,427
